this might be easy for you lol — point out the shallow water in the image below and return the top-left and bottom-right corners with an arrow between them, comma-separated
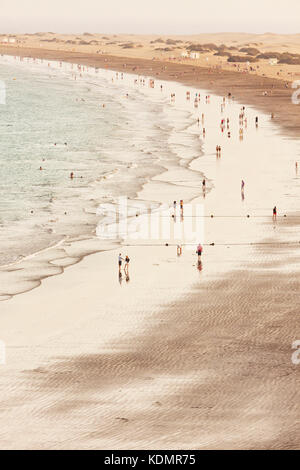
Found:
0,56 -> 201,266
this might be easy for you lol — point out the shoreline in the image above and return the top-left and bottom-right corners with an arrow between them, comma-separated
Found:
1,45 -> 300,138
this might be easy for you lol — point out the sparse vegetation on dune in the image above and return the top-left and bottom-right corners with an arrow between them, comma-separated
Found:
150,38 -> 164,44
165,39 -> 178,45
257,52 -> 282,59
121,43 -> 135,49
279,55 -> 300,65
239,47 -> 260,56
154,47 -> 173,52
41,38 -> 58,42
214,51 -> 232,57
256,51 -> 300,64
186,44 -> 210,52
228,55 -> 258,63
202,43 -> 218,50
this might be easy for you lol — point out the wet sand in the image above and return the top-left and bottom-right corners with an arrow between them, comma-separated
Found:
1,45 -> 300,138
0,52 -> 299,449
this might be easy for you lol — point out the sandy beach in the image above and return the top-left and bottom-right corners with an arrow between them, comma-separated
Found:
0,42 -> 299,450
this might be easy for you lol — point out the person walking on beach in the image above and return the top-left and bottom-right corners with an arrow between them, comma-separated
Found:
241,180 -> 245,200
196,243 -> 203,266
124,255 -> 130,275
118,254 -> 124,274
273,206 -> 277,221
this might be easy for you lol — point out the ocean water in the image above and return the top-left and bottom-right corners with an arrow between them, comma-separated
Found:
0,56 -> 202,266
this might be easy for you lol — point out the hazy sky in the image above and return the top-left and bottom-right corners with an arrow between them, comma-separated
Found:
1,0 -> 300,34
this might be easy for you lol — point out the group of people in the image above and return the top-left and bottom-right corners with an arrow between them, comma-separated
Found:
118,254 -> 130,274
173,200 -> 184,217
216,145 -> 221,156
